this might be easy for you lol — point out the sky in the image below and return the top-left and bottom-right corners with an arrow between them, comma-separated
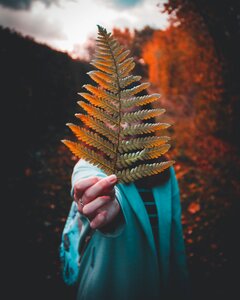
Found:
0,0 -> 169,58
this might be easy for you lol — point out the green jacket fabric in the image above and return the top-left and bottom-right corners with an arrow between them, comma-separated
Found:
60,159 -> 190,300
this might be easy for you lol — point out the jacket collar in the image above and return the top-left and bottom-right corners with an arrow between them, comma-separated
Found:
153,182 -> 171,283
152,183 -> 171,250
118,180 -> 172,269
118,182 -> 157,258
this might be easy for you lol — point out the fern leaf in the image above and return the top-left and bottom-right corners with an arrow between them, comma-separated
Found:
116,49 -> 130,63
94,53 -> 112,60
61,140 -> 114,174
120,62 -> 135,77
116,149 -> 146,169
90,60 -> 115,74
67,124 -> 115,158
141,144 -> 171,160
78,101 -> 118,126
112,44 -> 125,58
83,84 -> 118,103
75,114 -> 117,142
120,82 -> 150,98
116,161 -> 175,183
62,25 -> 175,184
122,108 -> 166,123
119,136 -> 170,153
91,57 -> 113,67
96,37 -> 118,49
87,70 -> 113,83
121,94 -> 160,108
117,145 -> 170,168
118,57 -> 134,73
121,123 -> 171,136
87,71 -> 118,93
78,93 -> 118,114
119,75 -> 142,89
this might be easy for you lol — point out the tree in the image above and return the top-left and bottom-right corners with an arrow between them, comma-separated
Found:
161,0 -> 240,144
143,22 -> 223,133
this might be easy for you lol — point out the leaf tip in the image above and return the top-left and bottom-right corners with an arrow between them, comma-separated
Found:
66,123 -> 74,128
61,139 -> 68,145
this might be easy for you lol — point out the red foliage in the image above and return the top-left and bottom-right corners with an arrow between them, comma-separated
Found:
142,21 -> 223,134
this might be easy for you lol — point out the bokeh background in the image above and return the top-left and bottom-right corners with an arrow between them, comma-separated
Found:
3,0 -> 240,299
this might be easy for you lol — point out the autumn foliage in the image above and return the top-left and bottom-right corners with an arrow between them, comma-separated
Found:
111,14 -> 225,135
142,23 -> 223,133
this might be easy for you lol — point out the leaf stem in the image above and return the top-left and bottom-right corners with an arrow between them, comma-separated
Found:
104,32 -> 122,174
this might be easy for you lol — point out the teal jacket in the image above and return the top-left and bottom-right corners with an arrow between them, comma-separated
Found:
60,159 -> 190,300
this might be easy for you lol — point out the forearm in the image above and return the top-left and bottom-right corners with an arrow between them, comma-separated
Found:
60,202 -> 90,286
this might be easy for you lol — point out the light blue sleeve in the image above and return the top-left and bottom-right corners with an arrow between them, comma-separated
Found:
59,201 -> 91,286
170,166 -> 191,298
60,159 -> 125,286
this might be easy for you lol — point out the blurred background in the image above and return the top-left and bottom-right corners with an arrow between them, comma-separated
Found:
3,0 -> 240,299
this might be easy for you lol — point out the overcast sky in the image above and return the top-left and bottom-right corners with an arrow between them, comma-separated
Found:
0,0 -> 169,58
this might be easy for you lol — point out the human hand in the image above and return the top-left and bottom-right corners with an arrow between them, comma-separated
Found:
73,175 -> 120,229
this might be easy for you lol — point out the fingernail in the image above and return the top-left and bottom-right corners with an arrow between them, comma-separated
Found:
108,174 -> 117,183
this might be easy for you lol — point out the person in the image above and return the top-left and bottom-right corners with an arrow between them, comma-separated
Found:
60,82 -> 190,299
59,156 -> 190,300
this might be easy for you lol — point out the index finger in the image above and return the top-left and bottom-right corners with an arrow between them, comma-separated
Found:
73,176 -> 100,201
82,174 -> 118,204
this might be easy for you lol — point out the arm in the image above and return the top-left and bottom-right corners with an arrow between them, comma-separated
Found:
170,166 -> 191,297
59,160 -> 125,285
59,201 -> 91,286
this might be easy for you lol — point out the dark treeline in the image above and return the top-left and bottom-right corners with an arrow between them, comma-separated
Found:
2,26 -> 90,299
1,26 -> 90,180
162,0 -> 240,145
